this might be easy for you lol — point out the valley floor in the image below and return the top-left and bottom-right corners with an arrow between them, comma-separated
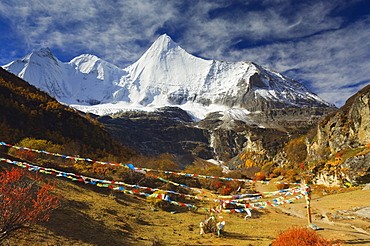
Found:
2,161 -> 370,246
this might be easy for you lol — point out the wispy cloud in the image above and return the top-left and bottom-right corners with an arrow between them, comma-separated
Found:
0,0 -> 369,107
239,16 -> 370,106
0,0 -> 177,65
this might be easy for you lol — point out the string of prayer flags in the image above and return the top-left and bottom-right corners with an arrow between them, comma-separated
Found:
0,157 -> 307,213
0,141 -> 310,214
0,141 -> 304,186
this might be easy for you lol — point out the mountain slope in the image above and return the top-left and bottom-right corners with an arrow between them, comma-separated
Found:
0,67 -> 136,160
4,48 -> 72,99
308,84 -> 370,157
3,48 -> 126,106
2,34 -> 335,119
306,84 -> 370,186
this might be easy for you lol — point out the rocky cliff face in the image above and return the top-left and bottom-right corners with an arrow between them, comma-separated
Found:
247,107 -> 336,131
97,107 -> 213,164
307,84 -> 370,186
98,106 -> 334,167
196,115 -> 289,162
311,150 -> 370,187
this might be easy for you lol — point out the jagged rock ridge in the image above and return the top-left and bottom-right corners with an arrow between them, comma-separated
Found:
307,84 -> 370,186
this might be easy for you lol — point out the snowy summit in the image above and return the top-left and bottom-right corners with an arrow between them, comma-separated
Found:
2,34 -> 335,119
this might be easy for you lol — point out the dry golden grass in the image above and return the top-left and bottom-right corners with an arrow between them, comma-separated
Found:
3,166 -> 370,246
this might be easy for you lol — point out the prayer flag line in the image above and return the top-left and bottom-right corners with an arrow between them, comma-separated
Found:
0,157 -> 307,212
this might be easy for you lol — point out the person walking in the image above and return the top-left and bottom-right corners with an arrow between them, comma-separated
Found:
199,221 -> 206,235
216,220 -> 225,237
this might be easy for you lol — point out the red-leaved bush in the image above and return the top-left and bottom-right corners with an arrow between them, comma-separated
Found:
272,227 -> 342,246
255,173 -> 266,181
276,183 -> 290,190
269,173 -> 278,179
219,187 -> 232,195
212,181 -> 224,189
16,149 -> 36,162
0,167 -> 60,243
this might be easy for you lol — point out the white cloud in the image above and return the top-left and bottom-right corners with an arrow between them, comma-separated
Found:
0,0 -> 177,65
243,16 -> 370,106
0,0 -> 348,63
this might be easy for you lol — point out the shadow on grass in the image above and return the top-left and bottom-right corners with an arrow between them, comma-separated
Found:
319,226 -> 370,244
220,231 -> 255,240
42,203 -> 134,246
343,239 -> 370,245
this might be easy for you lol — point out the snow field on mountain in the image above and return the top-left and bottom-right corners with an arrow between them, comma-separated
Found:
2,34 -> 335,120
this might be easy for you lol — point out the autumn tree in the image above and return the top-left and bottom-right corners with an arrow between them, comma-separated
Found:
0,167 -> 60,243
152,153 -> 179,171
284,137 -> 307,166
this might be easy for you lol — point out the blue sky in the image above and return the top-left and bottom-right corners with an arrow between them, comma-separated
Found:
1,0 -> 370,107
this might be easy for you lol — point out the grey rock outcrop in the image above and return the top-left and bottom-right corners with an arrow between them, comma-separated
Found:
308,84 -> 370,186
98,107 -> 213,162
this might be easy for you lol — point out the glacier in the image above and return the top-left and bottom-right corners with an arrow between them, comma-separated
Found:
2,34 -> 335,120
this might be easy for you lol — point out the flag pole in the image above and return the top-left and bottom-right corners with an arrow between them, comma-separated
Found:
305,184 -> 312,224
302,179 -> 320,230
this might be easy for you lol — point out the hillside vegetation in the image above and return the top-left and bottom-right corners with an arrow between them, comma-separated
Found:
0,67 -> 136,161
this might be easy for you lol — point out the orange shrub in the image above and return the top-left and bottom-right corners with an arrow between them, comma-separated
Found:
212,181 -> 224,189
282,170 -> 300,183
276,183 -> 290,190
0,168 -> 60,242
219,187 -> 232,195
335,150 -> 345,158
280,170 -> 288,177
16,149 -> 36,161
91,163 -> 112,176
225,181 -> 239,189
269,173 -> 278,179
272,227 -> 341,246
255,173 -> 266,181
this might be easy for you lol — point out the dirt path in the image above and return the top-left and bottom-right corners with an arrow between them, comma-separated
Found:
275,189 -> 370,244
253,182 -> 370,244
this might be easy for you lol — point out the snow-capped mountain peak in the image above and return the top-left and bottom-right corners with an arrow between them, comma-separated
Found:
2,34 -> 335,119
70,54 -> 103,74
69,54 -> 125,84
5,47 -> 59,76
145,34 -> 181,55
3,48 -> 73,99
26,47 -> 56,63
118,34 -> 213,108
